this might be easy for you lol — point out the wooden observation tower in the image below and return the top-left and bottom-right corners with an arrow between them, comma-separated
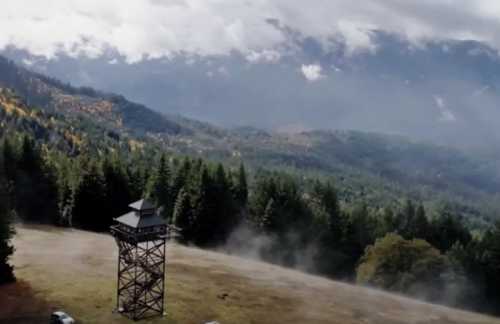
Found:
110,199 -> 169,321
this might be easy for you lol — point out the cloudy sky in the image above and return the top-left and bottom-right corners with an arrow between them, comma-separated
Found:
1,0 -> 500,63
3,0 -> 500,150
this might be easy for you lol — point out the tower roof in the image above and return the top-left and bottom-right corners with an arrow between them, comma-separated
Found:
114,199 -> 166,229
129,199 -> 155,211
115,211 -> 165,228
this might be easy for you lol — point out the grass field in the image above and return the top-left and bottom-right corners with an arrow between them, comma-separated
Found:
1,225 -> 500,324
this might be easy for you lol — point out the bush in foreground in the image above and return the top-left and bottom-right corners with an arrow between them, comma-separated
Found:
356,233 -> 463,302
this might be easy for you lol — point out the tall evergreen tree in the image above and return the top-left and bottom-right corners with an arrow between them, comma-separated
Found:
311,181 -> 341,241
2,138 -> 17,184
0,155 -> 15,284
213,163 -> 238,242
172,187 -> 193,242
414,204 -> 429,240
429,205 -> 472,252
151,154 -> 172,219
14,136 -> 59,223
72,163 -> 107,231
102,157 -> 131,221
261,198 -> 276,232
234,163 -> 248,207
191,166 -> 213,246
400,199 -> 416,239
171,158 -> 191,204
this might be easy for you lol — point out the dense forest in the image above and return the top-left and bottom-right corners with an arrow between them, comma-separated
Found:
0,55 -> 499,232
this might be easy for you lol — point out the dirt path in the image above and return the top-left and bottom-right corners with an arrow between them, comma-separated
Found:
2,225 -> 500,324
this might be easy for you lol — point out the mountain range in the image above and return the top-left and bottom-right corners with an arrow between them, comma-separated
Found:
3,33 -> 500,151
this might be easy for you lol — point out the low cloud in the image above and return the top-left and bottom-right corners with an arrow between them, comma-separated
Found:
2,1 -> 500,62
434,95 -> 457,122
301,64 -> 324,82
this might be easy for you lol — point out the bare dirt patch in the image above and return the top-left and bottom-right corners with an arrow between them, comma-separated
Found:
0,280 -> 54,324
2,225 -> 500,324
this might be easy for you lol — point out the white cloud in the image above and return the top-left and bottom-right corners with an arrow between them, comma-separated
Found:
245,50 -> 281,63
434,95 -> 456,122
301,64 -> 324,82
21,58 -> 34,66
1,1 -> 500,62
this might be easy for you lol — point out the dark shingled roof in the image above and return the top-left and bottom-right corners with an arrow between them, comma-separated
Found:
129,199 -> 155,211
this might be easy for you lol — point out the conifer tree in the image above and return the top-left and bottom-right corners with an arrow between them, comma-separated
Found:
171,158 -> 191,203
401,199 -> 416,239
72,163 -> 107,231
191,166 -> 213,245
103,157 -> 131,220
376,207 -> 396,237
261,198 -> 276,231
429,206 -> 472,252
2,138 -> 17,183
14,136 -> 59,223
414,204 -> 429,240
234,163 -> 248,206
173,187 -> 193,242
0,154 -> 14,284
152,154 -> 172,219
312,181 -> 341,240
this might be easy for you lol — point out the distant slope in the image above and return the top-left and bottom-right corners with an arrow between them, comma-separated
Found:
0,56 -> 185,136
6,225 -> 500,324
1,55 -> 499,226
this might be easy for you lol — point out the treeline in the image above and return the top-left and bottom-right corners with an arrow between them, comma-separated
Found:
1,134 -> 500,314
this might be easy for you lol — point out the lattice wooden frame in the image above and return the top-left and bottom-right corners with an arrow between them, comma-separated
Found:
112,226 -> 167,321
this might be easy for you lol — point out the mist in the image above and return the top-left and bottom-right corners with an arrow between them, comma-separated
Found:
218,223 -> 319,274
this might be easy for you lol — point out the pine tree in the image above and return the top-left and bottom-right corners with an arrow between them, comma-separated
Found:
414,204 -> 429,240
261,198 -> 276,231
429,205 -> 471,252
14,136 -> 59,223
0,154 -> 15,284
377,207 -> 396,237
172,188 -> 193,242
191,166 -> 213,246
2,138 -> 17,184
102,157 -> 131,221
171,158 -> 191,203
401,199 -> 416,239
313,181 -> 341,241
0,195 -> 14,284
58,181 -> 74,227
127,162 -> 148,201
234,163 -> 248,206
72,163 -> 107,231
152,154 -> 172,220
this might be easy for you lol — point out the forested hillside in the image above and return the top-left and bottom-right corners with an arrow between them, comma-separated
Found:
0,55 -> 499,229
